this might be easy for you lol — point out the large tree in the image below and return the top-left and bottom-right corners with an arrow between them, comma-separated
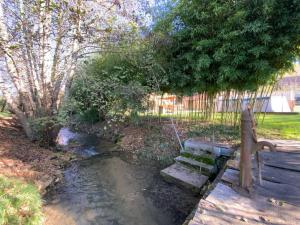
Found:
0,0 -> 152,138
155,0 -> 300,95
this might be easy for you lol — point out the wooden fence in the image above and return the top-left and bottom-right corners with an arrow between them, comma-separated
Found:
141,88 -> 274,126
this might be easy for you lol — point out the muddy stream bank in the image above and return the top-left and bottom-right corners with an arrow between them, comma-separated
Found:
44,129 -> 198,225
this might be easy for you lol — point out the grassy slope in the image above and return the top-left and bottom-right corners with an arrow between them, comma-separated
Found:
0,111 -> 11,118
257,114 -> 300,140
0,176 -> 43,225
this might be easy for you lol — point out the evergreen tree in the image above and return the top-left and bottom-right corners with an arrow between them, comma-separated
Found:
155,0 -> 300,94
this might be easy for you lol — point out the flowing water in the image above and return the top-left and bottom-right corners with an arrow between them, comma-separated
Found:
45,129 -> 198,225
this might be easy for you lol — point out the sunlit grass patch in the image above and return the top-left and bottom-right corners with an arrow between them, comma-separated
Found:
142,113 -> 300,141
0,111 -> 11,118
257,114 -> 300,140
0,176 -> 43,225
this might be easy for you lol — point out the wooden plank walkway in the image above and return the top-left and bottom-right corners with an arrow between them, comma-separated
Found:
188,140 -> 300,225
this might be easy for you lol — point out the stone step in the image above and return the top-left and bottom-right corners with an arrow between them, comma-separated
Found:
175,156 -> 216,176
180,150 -> 217,165
184,138 -> 234,157
160,163 -> 209,193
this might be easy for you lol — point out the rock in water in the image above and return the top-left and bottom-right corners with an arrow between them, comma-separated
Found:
56,128 -> 78,146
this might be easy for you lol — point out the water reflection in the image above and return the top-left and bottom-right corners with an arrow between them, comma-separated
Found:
45,129 -> 198,225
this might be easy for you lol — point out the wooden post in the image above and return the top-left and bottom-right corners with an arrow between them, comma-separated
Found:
240,108 -> 254,189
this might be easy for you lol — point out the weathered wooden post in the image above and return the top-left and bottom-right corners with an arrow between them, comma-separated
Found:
240,107 -> 254,189
239,107 -> 276,190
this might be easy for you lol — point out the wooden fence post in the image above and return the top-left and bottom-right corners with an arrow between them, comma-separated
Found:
239,108 -> 254,189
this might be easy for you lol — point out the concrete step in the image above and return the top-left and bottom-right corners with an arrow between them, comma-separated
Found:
160,163 -> 209,193
180,150 -> 217,165
183,138 -> 234,157
175,156 -> 216,176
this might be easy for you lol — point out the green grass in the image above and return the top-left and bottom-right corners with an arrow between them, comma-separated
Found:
143,112 -> 300,141
187,114 -> 300,141
188,123 -> 241,144
0,176 -> 43,225
180,152 -> 215,165
0,111 -> 11,118
257,114 -> 300,140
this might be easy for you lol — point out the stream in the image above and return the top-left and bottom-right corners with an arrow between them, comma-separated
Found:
44,128 -> 198,225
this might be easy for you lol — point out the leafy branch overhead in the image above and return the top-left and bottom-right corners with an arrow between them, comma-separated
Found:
0,0 -> 151,138
155,0 -> 300,94
69,42 -> 167,123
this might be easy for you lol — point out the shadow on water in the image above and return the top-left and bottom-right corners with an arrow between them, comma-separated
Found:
45,129 -> 198,225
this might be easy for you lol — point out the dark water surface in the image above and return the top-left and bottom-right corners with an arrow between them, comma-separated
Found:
45,130 -> 198,225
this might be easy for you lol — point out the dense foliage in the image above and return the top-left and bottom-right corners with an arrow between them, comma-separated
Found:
68,43 -> 167,123
30,117 -> 62,146
0,176 -> 42,225
155,0 -> 300,94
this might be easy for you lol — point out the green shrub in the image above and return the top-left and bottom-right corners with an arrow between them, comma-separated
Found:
0,176 -> 43,225
68,42 -> 166,124
155,0 -> 300,94
30,117 -> 61,146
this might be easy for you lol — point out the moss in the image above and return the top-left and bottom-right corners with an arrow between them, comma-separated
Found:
181,152 -> 215,165
0,176 -> 43,225
0,111 -> 11,118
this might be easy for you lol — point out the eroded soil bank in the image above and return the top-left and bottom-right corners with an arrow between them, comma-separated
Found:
70,118 -> 239,166
0,116 -> 74,194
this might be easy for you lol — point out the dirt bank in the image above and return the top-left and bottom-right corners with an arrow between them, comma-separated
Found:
0,116 -> 74,194
70,119 -> 191,165
71,118 -> 239,166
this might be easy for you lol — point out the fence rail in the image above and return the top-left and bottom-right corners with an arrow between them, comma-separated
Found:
142,89 -> 274,126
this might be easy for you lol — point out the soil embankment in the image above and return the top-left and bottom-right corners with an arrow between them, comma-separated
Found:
0,116 -> 73,194
71,119 -> 190,165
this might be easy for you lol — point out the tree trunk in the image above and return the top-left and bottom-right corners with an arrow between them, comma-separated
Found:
5,97 -> 34,140
15,110 -> 34,140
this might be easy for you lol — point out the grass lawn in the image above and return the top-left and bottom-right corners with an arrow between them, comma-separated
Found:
0,111 -> 11,118
0,176 -> 43,225
142,112 -> 300,141
257,114 -> 300,140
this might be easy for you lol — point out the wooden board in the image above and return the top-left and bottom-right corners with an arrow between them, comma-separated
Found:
188,141 -> 300,225
261,151 -> 300,172
222,168 -> 300,206
221,168 -> 239,185
257,165 -> 300,189
160,163 -> 208,193
226,154 -> 300,188
188,183 -> 300,225
254,180 -> 300,207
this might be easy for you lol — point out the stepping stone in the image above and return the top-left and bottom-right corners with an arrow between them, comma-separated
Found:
183,138 -> 234,157
175,156 -> 216,176
160,163 -> 209,193
181,150 -> 217,165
